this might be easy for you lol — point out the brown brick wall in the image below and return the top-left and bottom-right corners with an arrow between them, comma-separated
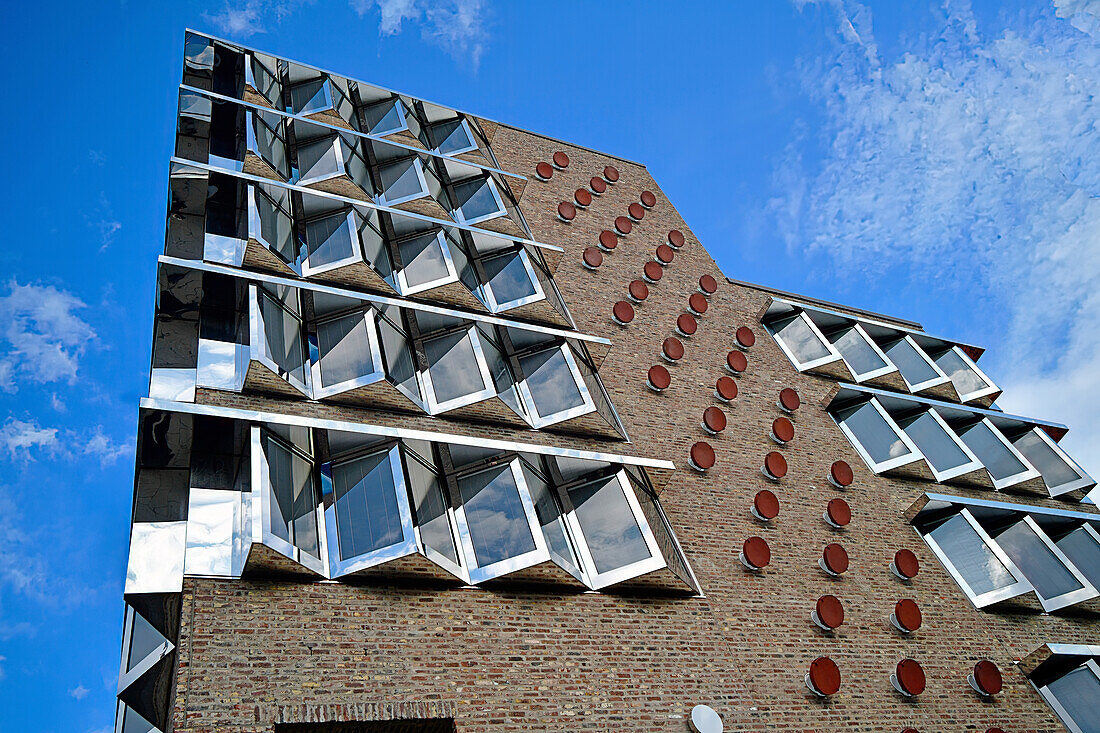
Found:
170,122 -> 1096,732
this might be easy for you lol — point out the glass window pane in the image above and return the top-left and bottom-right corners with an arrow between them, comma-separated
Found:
297,137 -> 342,181
520,347 -> 585,418
569,475 -> 652,574
377,315 -> 419,401
1047,665 -> 1100,731
898,411 -> 971,473
379,158 -> 426,201
264,436 -> 319,558
316,313 -> 376,388
362,98 -> 405,135
1057,527 -> 1100,591
424,330 -> 487,404
1014,430 -> 1083,490
454,178 -> 504,221
830,326 -> 887,375
331,452 -> 402,559
399,232 -> 452,288
933,348 -> 989,395
927,514 -> 1016,596
884,337 -> 940,386
457,465 -> 537,567
259,291 -> 307,385
122,704 -> 157,733
774,315 -> 832,364
291,78 -> 329,115
253,189 -> 296,261
407,453 -> 458,564
304,211 -> 357,269
126,612 -> 165,672
957,421 -> 1028,481
996,521 -> 1083,599
837,401 -> 910,465
522,463 -> 578,571
435,119 -> 476,154
484,252 -> 538,304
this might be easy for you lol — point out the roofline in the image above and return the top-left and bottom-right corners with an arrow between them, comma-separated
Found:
727,276 -> 924,331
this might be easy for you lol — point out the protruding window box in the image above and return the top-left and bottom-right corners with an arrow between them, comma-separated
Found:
247,284 -> 313,399
287,67 -> 357,129
293,122 -> 373,202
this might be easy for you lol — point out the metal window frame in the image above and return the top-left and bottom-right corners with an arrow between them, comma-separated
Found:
766,311 -> 845,372
248,284 -> 312,397
452,174 -> 508,226
920,508 -> 1033,609
895,407 -> 984,482
955,417 -> 1043,491
308,307 -> 386,399
519,458 -> 586,583
251,425 -> 326,575
420,324 -> 498,414
394,228 -> 461,296
245,50 -> 281,107
882,334 -> 953,394
433,117 -> 478,156
376,154 -> 432,207
245,108 -> 289,179
991,515 -> 1098,612
833,397 -> 924,473
480,247 -> 546,313
320,443 -> 418,577
246,182 -> 297,268
1056,523 -> 1100,589
560,469 -> 667,590
931,344 -> 1000,403
451,458 -> 550,584
299,207 -> 365,278
516,343 -> 596,429
362,96 -> 410,137
1012,427 -> 1096,497
295,132 -> 350,186
116,605 -> 174,696
1036,658 -> 1100,733
824,321 -> 898,383
404,445 -> 468,582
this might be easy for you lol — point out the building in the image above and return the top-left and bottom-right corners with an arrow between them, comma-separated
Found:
115,30 -> 1100,732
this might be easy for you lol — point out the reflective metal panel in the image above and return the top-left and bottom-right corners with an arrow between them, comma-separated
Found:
184,488 -> 241,577
125,522 -> 186,595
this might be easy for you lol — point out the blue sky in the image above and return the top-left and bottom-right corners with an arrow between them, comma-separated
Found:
1,1 -> 1098,730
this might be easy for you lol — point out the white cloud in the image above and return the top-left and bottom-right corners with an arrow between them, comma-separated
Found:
353,0 -> 489,68
1055,0 -> 1100,36
0,280 -> 97,393
69,684 -> 89,700
771,1 -> 1100,493
0,655 -> 6,681
0,418 -> 58,460
203,0 -> 314,38
80,426 -> 132,467
0,418 -> 130,466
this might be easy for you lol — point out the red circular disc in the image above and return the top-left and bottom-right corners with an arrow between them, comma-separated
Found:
896,659 -> 926,696
816,594 -> 844,629
827,498 -> 852,527
677,313 -> 698,336
726,350 -> 748,373
598,230 -> 618,250
669,229 -> 686,248
830,460 -> 854,487
703,406 -> 727,433
574,188 -> 593,207
735,326 -> 756,348
690,441 -> 715,470
603,165 -> 620,182
894,599 -> 922,632
557,201 -> 576,221
640,190 -> 657,208
552,150 -> 570,168
973,660 -> 1003,696
535,161 -> 554,180
582,247 -> 603,268
647,364 -> 671,391
589,176 -> 607,194
902,729 -> 920,733
779,387 -> 801,411
716,376 -> 738,401
612,300 -> 634,324
643,261 -> 664,282
764,451 -> 788,480
615,216 -> 633,235
893,549 -> 920,579
753,489 -> 779,520
688,293 -> 708,315
743,536 -> 771,568
772,417 -> 795,443
823,543 -> 849,574
628,279 -> 649,301
656,244 -> 675,265
699,274 -> 718,293
662,336 -> 684,361
809,657 -> 841,696
628,202 -> 646,220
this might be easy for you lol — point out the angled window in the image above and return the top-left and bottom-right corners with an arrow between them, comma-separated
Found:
833,398 -> 922,473
481,249 -> 543,312
249,285 -> 310,396
825,323 -> 895,381
361,96 -> 409,137
404,440 -> 463,578
246,109 -> 289,179
521,459 -> 583,580
432,117 -> 478,156
517,344 -> 593,428
894,409 -> 982,482
990,516 -> 1097,611
296,133 -> 344,185
247,185 -> 296,265
1055,524 -> 1100,592
452,459 -> 546,583
395,229 -> 459,293
920,509 -> 1031,608
287,71 -> 355,127
321,443 -> 416,576
301,207 -> 362,276
1012,428 -> 1093,497
451,175 -> 507,225
245,52 -> 281,107
954,418 -> 1040,490
256,426 -> 323,573
881,335 -> 950,393
930,345 -> 998,403
767,312 -> 842,371
376,306 -> 423,407
421,326 -> 496,413
1037,658 -> 1100,733
377,155 -> 431,206
309,309 -> 384,398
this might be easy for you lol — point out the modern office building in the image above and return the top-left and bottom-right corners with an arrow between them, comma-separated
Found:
115,30 -> 1100,732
